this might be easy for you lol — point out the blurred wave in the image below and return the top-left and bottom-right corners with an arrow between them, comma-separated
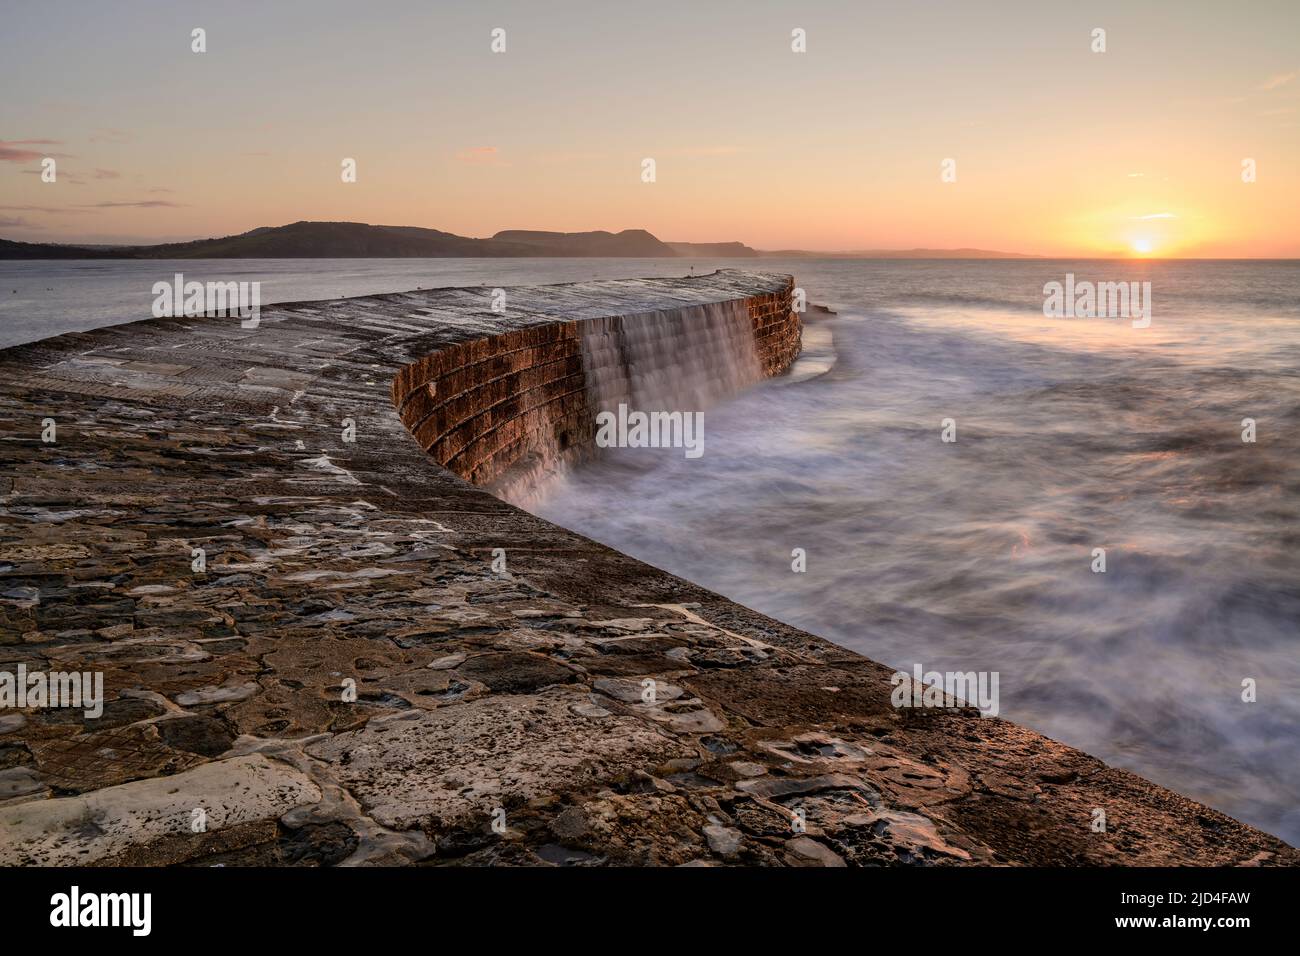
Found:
533,258 -> 1300,846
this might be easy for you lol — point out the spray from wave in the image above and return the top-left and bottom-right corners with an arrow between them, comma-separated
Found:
498,299 -> 763,507
528,259 -> 1300,847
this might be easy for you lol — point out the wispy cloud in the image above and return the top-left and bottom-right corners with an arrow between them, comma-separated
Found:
0,204 -> 80,215
456,146 -> 507,167
0,215 -> 40,229
663,146 -> 745,158
1259,71 -> 1297,91
0,139 -> 72,162
7,200 -> 185,211
537,150 -> 609,163
92,168 -> 121,179
1131,213 -> 1178,220
21,170 -> 88,184
82,200 -> 184,208
89,128 -> 132,144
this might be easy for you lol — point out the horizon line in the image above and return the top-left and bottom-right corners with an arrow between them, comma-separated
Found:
4,222 -> 1298,262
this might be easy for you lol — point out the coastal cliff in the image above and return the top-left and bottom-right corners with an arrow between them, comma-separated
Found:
0,271 -> 1293,866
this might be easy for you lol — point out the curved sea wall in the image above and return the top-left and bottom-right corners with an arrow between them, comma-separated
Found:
0,271 -> 1293,867
391,281 -> 799,491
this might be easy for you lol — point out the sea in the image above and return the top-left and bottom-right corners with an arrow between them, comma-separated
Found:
2,256 -> 1297,845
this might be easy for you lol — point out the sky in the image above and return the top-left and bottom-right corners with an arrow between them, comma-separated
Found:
2,0 -> 1298,257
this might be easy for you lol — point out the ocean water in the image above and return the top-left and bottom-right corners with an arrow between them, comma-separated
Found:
532,259 -> 1300,846
3,256 -> 1297,846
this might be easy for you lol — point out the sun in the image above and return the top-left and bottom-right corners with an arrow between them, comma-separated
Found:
1131,238 -> 1154,256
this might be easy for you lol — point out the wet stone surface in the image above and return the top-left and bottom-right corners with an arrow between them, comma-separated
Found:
0,273 -> 1295,867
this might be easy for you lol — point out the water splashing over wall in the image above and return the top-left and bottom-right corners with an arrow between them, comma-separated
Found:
581,299 -> 762,420
497,299 -> 767,506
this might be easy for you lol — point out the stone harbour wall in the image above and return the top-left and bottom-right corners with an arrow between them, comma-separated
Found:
392,278 -> 800,488
394,321 -> 588,486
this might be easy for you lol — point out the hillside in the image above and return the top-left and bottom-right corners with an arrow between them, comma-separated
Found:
0,238 -> 121,259
667,241 -> 758,257
123,221 -> 539,259
0,222 -> 689,259
490,229 -> 675,257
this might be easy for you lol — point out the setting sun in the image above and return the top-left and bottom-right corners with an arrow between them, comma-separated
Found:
1131,238 -> 1155,255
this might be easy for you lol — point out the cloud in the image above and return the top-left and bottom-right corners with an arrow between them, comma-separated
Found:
90,128 -> 132,144
6,200 -> 181,211
21,170 -> 86,184
455,146 -> 508,167
1131,213 -> 1177,220
537,150 -> 609,163
664,146 -> 744,158
0,204 -> 80,214
0,139 -> 72,163
1259,71 -> 1297,91
93,168 -> 121,179
81,200 -> 184,208
0,215 -> 39,229
535,145 -> 741,164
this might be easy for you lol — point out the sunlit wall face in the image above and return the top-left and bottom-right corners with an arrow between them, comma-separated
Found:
1,0 -> 1296,256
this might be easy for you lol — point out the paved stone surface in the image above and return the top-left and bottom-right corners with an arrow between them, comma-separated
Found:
305,686 -> 688,831
0,754 -> 320,866
0,271 -> 1294,867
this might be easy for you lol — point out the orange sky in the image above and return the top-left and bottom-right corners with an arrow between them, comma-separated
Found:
2,0 -> 1297,257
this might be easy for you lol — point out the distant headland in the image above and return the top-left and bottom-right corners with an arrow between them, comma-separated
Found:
0,221 -> 1040,260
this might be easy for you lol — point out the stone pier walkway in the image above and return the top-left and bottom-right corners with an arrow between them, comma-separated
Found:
0,272 -> 1293,866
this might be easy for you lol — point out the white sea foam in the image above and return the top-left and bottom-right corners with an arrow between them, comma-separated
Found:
533,258 -> 1300,847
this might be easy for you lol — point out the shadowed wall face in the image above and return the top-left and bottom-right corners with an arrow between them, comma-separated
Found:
392,282 -> 800,491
